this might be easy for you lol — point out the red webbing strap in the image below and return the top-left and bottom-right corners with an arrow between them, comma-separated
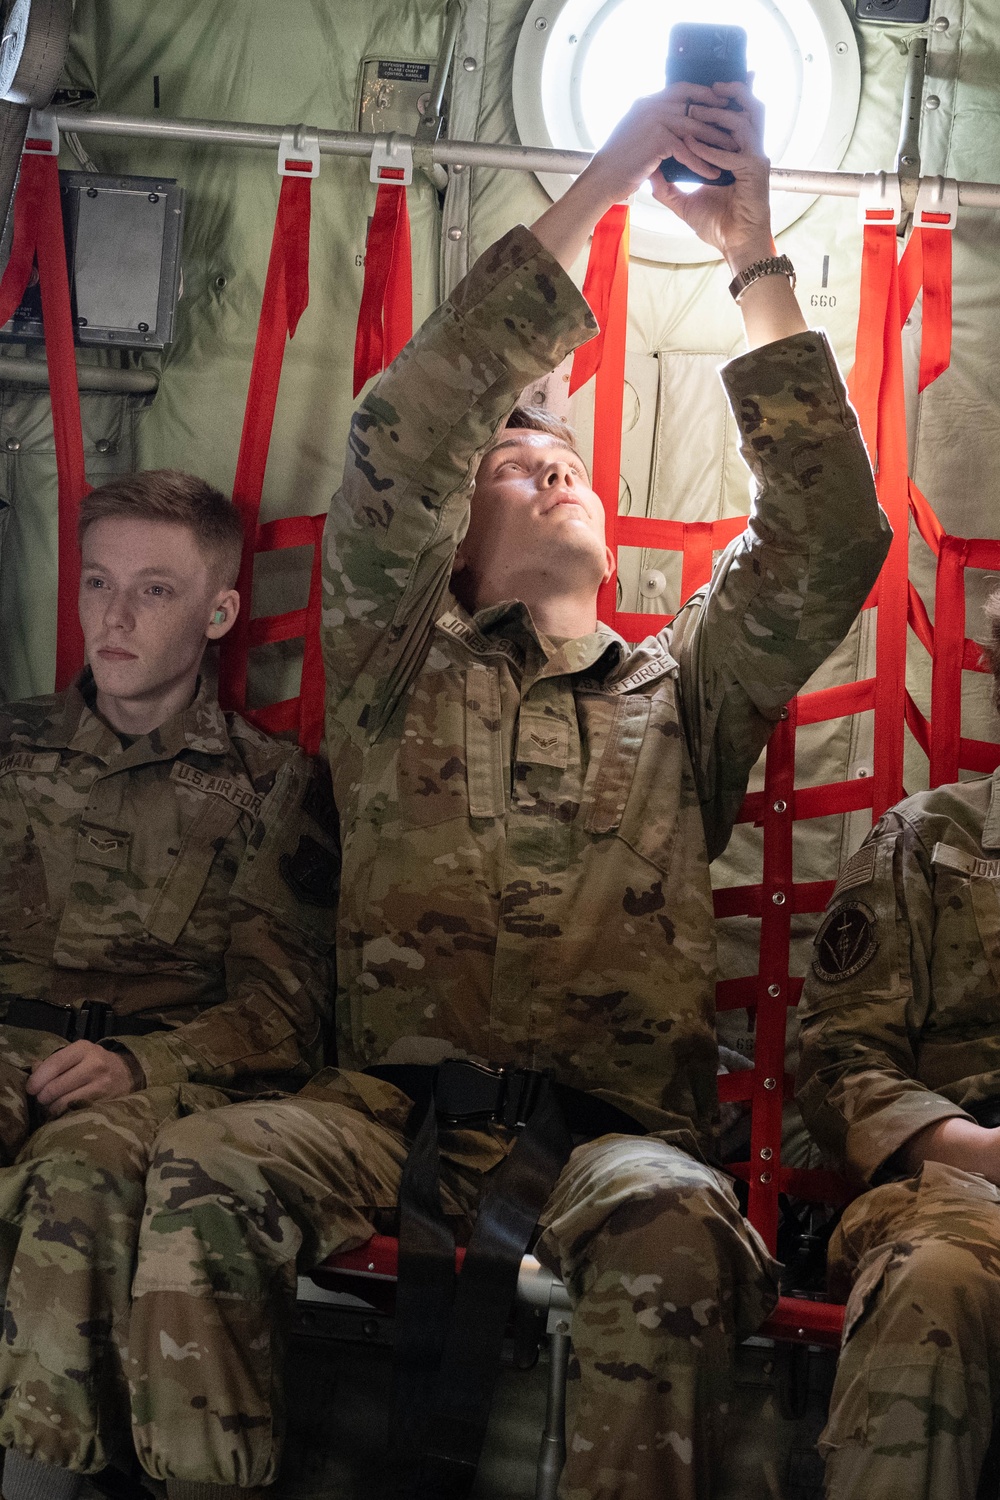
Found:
352,181 -> 412,398
930,541 -> 966,786
747,702 -> 796,1253
898,229 -> 953,394
220,173 -> 313,712
849,225 -> 909,818
36,153 -> 89,687
569,204 -> 629,396
2,150 -> 91,688
678,522 -> 715,611
591,209 -> 630,626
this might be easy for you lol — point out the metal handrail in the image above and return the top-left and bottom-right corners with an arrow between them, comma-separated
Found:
48,109 -> 1000,208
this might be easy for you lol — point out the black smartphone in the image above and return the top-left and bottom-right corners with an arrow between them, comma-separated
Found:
659,23 -> 748,189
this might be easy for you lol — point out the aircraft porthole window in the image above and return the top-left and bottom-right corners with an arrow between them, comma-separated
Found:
512,0 -> 861,263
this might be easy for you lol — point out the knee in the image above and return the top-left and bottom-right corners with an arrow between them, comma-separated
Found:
877,1235 -> 1000,1330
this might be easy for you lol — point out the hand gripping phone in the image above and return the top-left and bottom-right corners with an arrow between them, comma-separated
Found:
659,23 -> 748,189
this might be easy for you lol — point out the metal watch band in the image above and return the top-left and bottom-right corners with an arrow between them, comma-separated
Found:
728,254 -> 797,303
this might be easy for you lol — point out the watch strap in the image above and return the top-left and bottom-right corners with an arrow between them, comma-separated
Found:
728,254 -> 796,302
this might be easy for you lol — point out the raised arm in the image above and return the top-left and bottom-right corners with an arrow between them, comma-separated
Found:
322,82 -> 772,746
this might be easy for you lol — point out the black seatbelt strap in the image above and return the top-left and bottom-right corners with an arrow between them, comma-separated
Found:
388,1079 -> 573,1500
390,1095 -> 459,1488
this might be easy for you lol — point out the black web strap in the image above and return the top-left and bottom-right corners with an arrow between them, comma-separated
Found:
388,1079 -> 573,1500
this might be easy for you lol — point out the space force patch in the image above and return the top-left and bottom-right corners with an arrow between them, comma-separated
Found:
812,902 -> 879,983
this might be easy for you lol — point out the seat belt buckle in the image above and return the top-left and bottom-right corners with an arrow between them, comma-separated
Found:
502,1069 -> 545,1131
24,109 -> 59,156
370,133 -> 413,187
434,1058 -> 504,1125
77,1000 -> 112,1043
857,172 -> 902,227
913,175 -> 958,231
278,124 -> 320,178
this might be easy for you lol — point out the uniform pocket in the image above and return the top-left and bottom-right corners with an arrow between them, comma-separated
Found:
615,683 -> 684,873
144,797 -> 243,945
398,669 -> 473,828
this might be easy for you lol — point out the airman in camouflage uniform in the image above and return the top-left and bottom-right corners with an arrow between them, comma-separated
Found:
797,750 -> 1000,1500
128,85 -> 887,1500
0,474 -> 337,1490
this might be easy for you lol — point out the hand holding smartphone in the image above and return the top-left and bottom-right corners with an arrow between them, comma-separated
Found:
660,23 -> 748,188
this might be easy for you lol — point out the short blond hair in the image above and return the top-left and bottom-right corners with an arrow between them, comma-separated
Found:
78,470 -> 245,587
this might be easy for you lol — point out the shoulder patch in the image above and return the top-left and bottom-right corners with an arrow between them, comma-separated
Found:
812,902 -> 879,984
832,843 -> 877,898
279,834 -> 339,908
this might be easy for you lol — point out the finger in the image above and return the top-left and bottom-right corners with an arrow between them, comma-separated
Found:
32,1060 -> 100,1108
662,81 -> 728,110
44,1083 -> 105,1118
708,84 -> 765,139
686,139 -> 763,175
26,1044 -> 80,1094
680,117 -> 741,150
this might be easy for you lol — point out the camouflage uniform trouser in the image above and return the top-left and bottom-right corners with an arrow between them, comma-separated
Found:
128,1069 -> 779,1500
0,1027 -> 232,1472
822,1159 -> 1000,1500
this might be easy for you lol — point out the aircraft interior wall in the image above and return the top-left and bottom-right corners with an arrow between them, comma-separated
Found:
0,0 -> 997,1025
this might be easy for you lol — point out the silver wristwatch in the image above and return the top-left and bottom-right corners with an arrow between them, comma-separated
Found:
728,254 -> 797,303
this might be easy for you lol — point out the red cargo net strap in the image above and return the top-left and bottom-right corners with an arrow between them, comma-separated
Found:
848,221 -> 911,819
243,513 -> 327,756
219,167 -> 313,714
0,126 -> 89,689
352,180 -> 413,398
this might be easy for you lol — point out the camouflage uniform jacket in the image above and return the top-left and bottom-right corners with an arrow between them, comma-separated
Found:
797,774 -> 1000,1185
322,224 -> 888,1158
0,670 -> 337,1089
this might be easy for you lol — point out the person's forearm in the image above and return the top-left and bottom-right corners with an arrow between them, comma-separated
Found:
530,160 -> 623,271
725,234 -> 807,349
901,1114 -> 1000,1182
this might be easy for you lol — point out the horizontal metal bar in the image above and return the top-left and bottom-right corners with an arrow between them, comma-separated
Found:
0,356 -> 159,393
50,110 -> 1000,208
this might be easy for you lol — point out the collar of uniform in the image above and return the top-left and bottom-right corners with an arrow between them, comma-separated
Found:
534,621 -> 627,683
439,600 -> 629,681
984,767 -> 1000,849
57,669 -> 232,766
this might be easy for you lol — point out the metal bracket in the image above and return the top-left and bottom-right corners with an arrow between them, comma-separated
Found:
914,174 -> 959,230
858,172 -> 903,227
23,108 -> 58,155
370,132 -> 414,186
278,124 -> 320,178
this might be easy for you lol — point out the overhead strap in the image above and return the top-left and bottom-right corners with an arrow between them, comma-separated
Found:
219,168 -> 313,712
576,205 -> 631,628
848,223 -> 910,819
353,180 -> 413,397
569,202 -> 629,397
0,132 -> 88,689
898,227 -> 953,394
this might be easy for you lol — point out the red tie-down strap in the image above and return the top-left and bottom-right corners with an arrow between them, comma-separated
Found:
352,180 -> 412,398
241,513 -> 326,756
219,170 -> 313,713
898,228 -> 953,394
0,141 -> 89,689
847,223 -> 911,819
567,205 -> 631,626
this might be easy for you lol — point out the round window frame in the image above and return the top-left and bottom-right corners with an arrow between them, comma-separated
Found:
512,0 -> 861,264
